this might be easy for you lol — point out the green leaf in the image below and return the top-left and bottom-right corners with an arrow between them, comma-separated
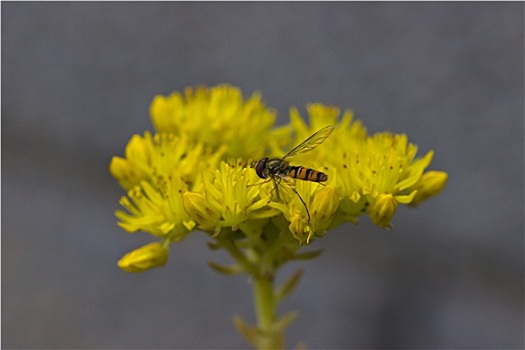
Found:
206,241 -> 221,250
276,269 -> 303,304
275,310 -> 299,331
207,261 -> 243,275
232,315 -> 267,348
292,249 -> 323,261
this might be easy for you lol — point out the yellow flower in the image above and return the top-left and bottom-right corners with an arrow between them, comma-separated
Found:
109,133 -> 154,190
110,84 -> 449,348
117,242 -> 169,273
284,104 -> 445,228
110,131 -> 226,191
111,85 -> 448,266
115,176 -> 195,242
268,181 -> 339,244
183,161 -> 279,237
150,85 -> 276,160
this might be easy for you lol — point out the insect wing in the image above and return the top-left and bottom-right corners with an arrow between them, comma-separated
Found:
282,125 -> 335,160
271,174 -> 297,201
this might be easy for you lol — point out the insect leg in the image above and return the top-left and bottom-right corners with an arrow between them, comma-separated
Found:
281,176 -> 311,222
247,178 -> 272,188
273,177 -> 282,201
290,187 -> 311,222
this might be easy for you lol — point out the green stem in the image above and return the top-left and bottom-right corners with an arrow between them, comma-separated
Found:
217,228 -> 292,349
254,275 -> 275,329
253,274 -> 283,349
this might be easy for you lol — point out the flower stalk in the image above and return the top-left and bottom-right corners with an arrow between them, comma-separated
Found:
253,274 -> 281,349
213,226 -> 303,349
231,245 -> 301,349
110,84 -> 448,349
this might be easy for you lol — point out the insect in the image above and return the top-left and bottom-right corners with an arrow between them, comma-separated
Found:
253,125 -> 335,221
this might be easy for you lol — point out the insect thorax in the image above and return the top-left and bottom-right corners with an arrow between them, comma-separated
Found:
264,158 -> 289,177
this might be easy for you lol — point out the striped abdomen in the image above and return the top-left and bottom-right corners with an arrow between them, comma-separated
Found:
287,166 -> 328,182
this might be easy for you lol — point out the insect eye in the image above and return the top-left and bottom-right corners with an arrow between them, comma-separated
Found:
255,158 -> 268,179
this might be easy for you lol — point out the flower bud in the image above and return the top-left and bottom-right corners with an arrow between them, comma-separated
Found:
182,192 -> 221,231
310,186 -> 339,233
118,242 -> 168,273
409,171 -> 448,206
370,193 -> 398,229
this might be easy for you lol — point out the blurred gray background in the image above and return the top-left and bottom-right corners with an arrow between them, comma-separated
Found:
2,2 -> 523,349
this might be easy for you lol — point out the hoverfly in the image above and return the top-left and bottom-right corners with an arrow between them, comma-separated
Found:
253,125 -> 335,221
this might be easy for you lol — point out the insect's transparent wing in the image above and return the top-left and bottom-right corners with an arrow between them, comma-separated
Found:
283,125 -> 335,160
272,175 -> 297,201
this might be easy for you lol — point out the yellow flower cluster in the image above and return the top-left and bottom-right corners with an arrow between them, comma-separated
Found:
150,85 -> 275,160
110,84 -> 447,272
